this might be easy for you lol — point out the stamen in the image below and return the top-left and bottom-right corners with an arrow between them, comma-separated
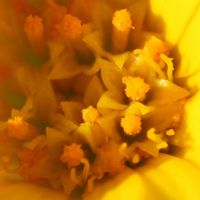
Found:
24,15 -> 45,53
70,167 -> 81,185
133,49 -> 166,79
44,0 -> 67,37
144,36 -> 169,62
122,76 -> 150,101
81,158 -> 90,182
112,9 -> 133,53
60,143 -> 85,168
58,14 -> 82,40
147,128 -> 169,150
157,141 -> 168,150
58,14 -> 94,64
7,116 -> 38,140
132,153 -> 140,164
87,176 -> 96,192
119,142 -> 128,156
120,114 -> 142,135
166,129 -> 175,136
82,106 -> 100,123
147,128 -> 162,143
160,54 -> 174,82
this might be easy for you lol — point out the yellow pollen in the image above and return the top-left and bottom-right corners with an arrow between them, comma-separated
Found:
112,9 -> 132,32
132,154 -> 140,164
166,129 -> 175,136
7,116 -> 38,140
82,106 -> 100,123
122,76 -> 150,101
144,36 -> 169,62
157,141 -> 168,150
147,128 -> 168,150
120,115 -> 142,135
59,14 -> 82,40
60,143 -> 85,168
119,142 -> 128,157
147,128 -> 162,143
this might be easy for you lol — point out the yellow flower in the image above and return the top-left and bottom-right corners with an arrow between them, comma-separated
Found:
1,0 -> 200,200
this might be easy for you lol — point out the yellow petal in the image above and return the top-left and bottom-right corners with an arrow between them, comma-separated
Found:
147,0 -> 200,44
142,154 -> 200,200
172,6 -> 200,164
85,154 -> 200,200
84,169 -> 146,200
176,5 -> 200,90
172,92 -> 200,164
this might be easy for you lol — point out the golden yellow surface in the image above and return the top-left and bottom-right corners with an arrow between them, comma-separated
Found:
1,0 -> 200,199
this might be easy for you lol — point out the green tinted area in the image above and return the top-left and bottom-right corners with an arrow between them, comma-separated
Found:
0,85 -> 26,109
24,51 -> 48,68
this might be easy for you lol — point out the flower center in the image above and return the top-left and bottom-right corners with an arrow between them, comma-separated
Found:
0,0 -> 190,198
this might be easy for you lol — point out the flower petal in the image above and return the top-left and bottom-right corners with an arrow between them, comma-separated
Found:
142,154 -> 200,200
84,154 -> 200,200
171,7 -> 200,164
172,92 -> 200,165
176,7 -> 200,90
147,0 -> 200,44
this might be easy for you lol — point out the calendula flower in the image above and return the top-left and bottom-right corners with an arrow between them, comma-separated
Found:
0,0 -> 200,200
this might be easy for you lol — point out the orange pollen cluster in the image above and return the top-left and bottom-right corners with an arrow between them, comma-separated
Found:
120,115 -> 142,135
24,15 -> 44,43
7,117 -> 38,140
112,9 -> 132,31
60,144 -> 85,168
145,37 -> 169,62
122,76 -> 150,101
59,14 -> 82,39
